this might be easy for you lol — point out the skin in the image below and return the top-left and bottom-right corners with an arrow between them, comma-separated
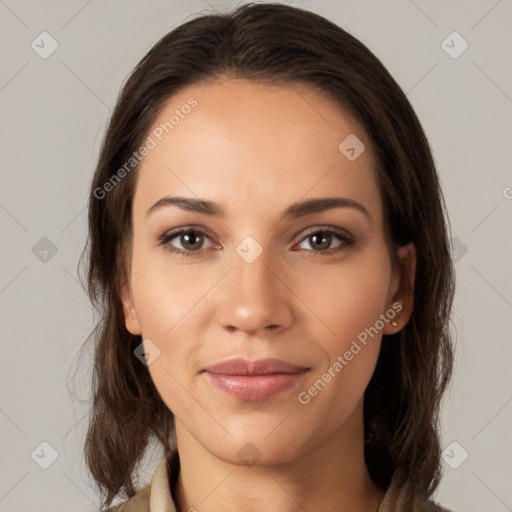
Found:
121,77 -> 416,512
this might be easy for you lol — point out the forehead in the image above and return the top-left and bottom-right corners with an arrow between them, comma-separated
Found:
133,78 -> 383,224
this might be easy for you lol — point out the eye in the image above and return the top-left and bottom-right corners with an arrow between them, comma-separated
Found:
294,228 -> 354,256
159,227 -> 217,257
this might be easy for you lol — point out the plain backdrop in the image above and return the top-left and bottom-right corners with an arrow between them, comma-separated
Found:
0,1 -> 511,511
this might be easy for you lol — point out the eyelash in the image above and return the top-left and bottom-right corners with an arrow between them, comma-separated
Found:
157,225 -> 355,258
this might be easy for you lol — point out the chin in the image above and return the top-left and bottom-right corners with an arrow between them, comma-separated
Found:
196,423 -> 311,468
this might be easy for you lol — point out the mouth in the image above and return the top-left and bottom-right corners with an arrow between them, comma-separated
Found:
202,358 -> 311,401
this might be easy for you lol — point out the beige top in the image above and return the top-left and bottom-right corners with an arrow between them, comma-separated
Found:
112,453 -> 451,512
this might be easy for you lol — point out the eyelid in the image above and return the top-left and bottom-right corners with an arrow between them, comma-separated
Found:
158,224 -> 216,242
295,225 -> 354,243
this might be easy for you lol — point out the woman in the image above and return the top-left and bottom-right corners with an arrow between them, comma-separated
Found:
79,3 -> 455,511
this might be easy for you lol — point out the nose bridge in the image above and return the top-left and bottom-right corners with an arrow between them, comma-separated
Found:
215,241 -> 293,334
235,245 -> 277,299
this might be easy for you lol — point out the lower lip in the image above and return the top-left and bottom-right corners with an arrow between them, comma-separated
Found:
205,371 -> 308,401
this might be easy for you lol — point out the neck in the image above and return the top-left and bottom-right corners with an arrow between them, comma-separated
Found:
173,400 -> 385,512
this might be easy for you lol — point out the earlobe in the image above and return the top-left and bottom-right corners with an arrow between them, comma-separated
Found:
384,242 -> 416,335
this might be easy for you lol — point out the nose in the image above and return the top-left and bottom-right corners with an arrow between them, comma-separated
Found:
214,248 -> 294,337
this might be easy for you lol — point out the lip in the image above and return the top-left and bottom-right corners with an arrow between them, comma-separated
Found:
203,358 -> 310,401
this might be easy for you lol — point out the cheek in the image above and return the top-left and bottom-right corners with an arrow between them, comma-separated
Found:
129,246 -> 216,406
130,241 -> 214,338
295,261 -> 391,424
292,250 -> 393,346
290,249 -> 392,415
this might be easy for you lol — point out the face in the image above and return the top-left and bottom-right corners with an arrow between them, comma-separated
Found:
121,78 -> 415,466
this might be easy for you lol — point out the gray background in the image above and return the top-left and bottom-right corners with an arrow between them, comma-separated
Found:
1,0 -> 511,510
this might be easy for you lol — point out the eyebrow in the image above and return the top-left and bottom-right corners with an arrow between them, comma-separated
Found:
146,196 -> 372,222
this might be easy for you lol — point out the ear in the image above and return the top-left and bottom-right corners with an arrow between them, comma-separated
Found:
120,272 -> 142,336
383,242 -> 416,335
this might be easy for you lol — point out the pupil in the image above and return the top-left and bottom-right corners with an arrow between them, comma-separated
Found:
312,233 -> 330,250
183,232 -> 202,250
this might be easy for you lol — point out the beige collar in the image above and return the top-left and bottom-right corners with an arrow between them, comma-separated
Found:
148,456 -> 176,512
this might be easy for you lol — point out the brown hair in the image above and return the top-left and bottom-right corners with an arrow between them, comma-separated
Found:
77,2 -> 455,509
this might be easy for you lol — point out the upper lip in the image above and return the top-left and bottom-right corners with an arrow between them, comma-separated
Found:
203,358 -> 310,376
